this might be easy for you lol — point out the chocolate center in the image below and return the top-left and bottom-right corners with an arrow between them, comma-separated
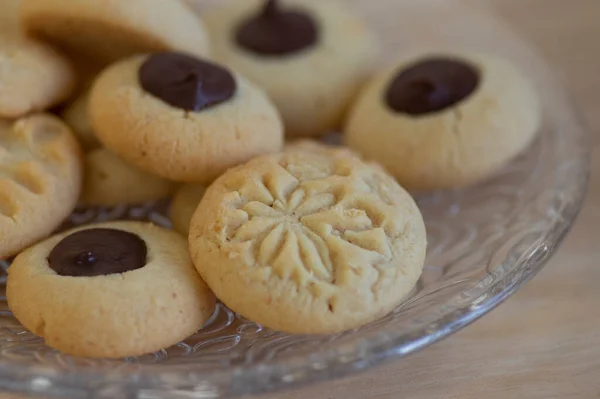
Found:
385,58 -> 480,115
139,52 -> 237,111
236,0 -> 318,56
48,229 -> 147,277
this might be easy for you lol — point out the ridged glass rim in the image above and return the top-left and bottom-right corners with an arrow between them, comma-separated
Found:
0,3 -> 591,398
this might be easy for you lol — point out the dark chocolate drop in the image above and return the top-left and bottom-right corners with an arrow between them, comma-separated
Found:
48,229 -> 147,277
385,58 -> 480,115
236,0 -> 318,56
139,52 -> 237,112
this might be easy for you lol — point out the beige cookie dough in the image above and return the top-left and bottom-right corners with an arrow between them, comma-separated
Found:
80,148 -> 178,207
169,184 -> 206,235
189,144 -> 427,334
345,52 -> 541,191
0,34 -> 76,118
89,53 -> 284,184
205,0 -> 378,138
0,114 -> 83,259
7,221 -> 216,359
20,0 -> 210,64
61,89 -> 101,151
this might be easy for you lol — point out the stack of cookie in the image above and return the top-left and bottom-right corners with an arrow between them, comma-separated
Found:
1,0 -> 539,359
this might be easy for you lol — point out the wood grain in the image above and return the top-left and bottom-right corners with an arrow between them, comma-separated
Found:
2,0 -> 600,398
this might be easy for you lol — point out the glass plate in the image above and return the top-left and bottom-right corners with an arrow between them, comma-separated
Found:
0,1 -> 590,398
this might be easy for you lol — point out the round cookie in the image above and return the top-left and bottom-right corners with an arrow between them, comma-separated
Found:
169,184 -> 206,236
345,53 -> 541,191
189,144 -> 427,334
0,34 -> 76,118
204,0 -> 379,138
0,114 -> 82,260
20,0 -> 210,64
80,148 -> 178,207
7,221 -> 216,359
61,90 -> 101,151
89,51 -> 284,184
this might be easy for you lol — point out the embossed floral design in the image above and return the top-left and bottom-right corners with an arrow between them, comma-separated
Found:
221,161 -> 396,287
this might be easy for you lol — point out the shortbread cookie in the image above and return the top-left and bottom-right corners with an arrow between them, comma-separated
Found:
345,53 -> 541,191
7,221 -> 216,359
80,148 -> 178,207
0,114 -> 82,259
0,34 -> 76,118
90,52 -> 284,183
169,184 -> 206,235
20,0 -> 210,64
189,144 -> 427,334
61,90 -> 101,151
205,0 -> 378,137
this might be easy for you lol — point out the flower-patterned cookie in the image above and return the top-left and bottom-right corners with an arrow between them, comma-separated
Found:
189,143 -> 427,334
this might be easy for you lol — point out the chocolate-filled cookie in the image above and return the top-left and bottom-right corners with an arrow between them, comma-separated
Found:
89,52 -> 283,184
20,0 -> 210,64
7,221 -> 216,359
204,0 -> 378,138
345,52 -> 541,191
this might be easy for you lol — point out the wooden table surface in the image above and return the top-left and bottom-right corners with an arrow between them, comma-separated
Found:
3,0 -> 600,398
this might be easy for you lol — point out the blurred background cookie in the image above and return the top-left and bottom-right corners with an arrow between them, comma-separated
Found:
0,114 -> 82,259
169,184 -> 206,236
7,221 -> 216,358
61,89 -> 101,151
80,148 -> 178,207
89,52 -> 283,184
20,0 -> 210,64
205,0 -> 378,138
189,143 -> 427,334
345,52 -> 541,191
0,34 -> 76,118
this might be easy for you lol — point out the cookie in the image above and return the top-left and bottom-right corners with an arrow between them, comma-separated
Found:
89,52 -> 284,184
61,90 -> 101,151
80,148 -> 178,207
0,34 -> 76,118
0,114 -> 82,260
169,184 -> 206,236
189,144 -> 427,334
7,221 -> 216,359
345,53 -> 541,191
204,0 -> 378,138
20,0 -> 210,64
